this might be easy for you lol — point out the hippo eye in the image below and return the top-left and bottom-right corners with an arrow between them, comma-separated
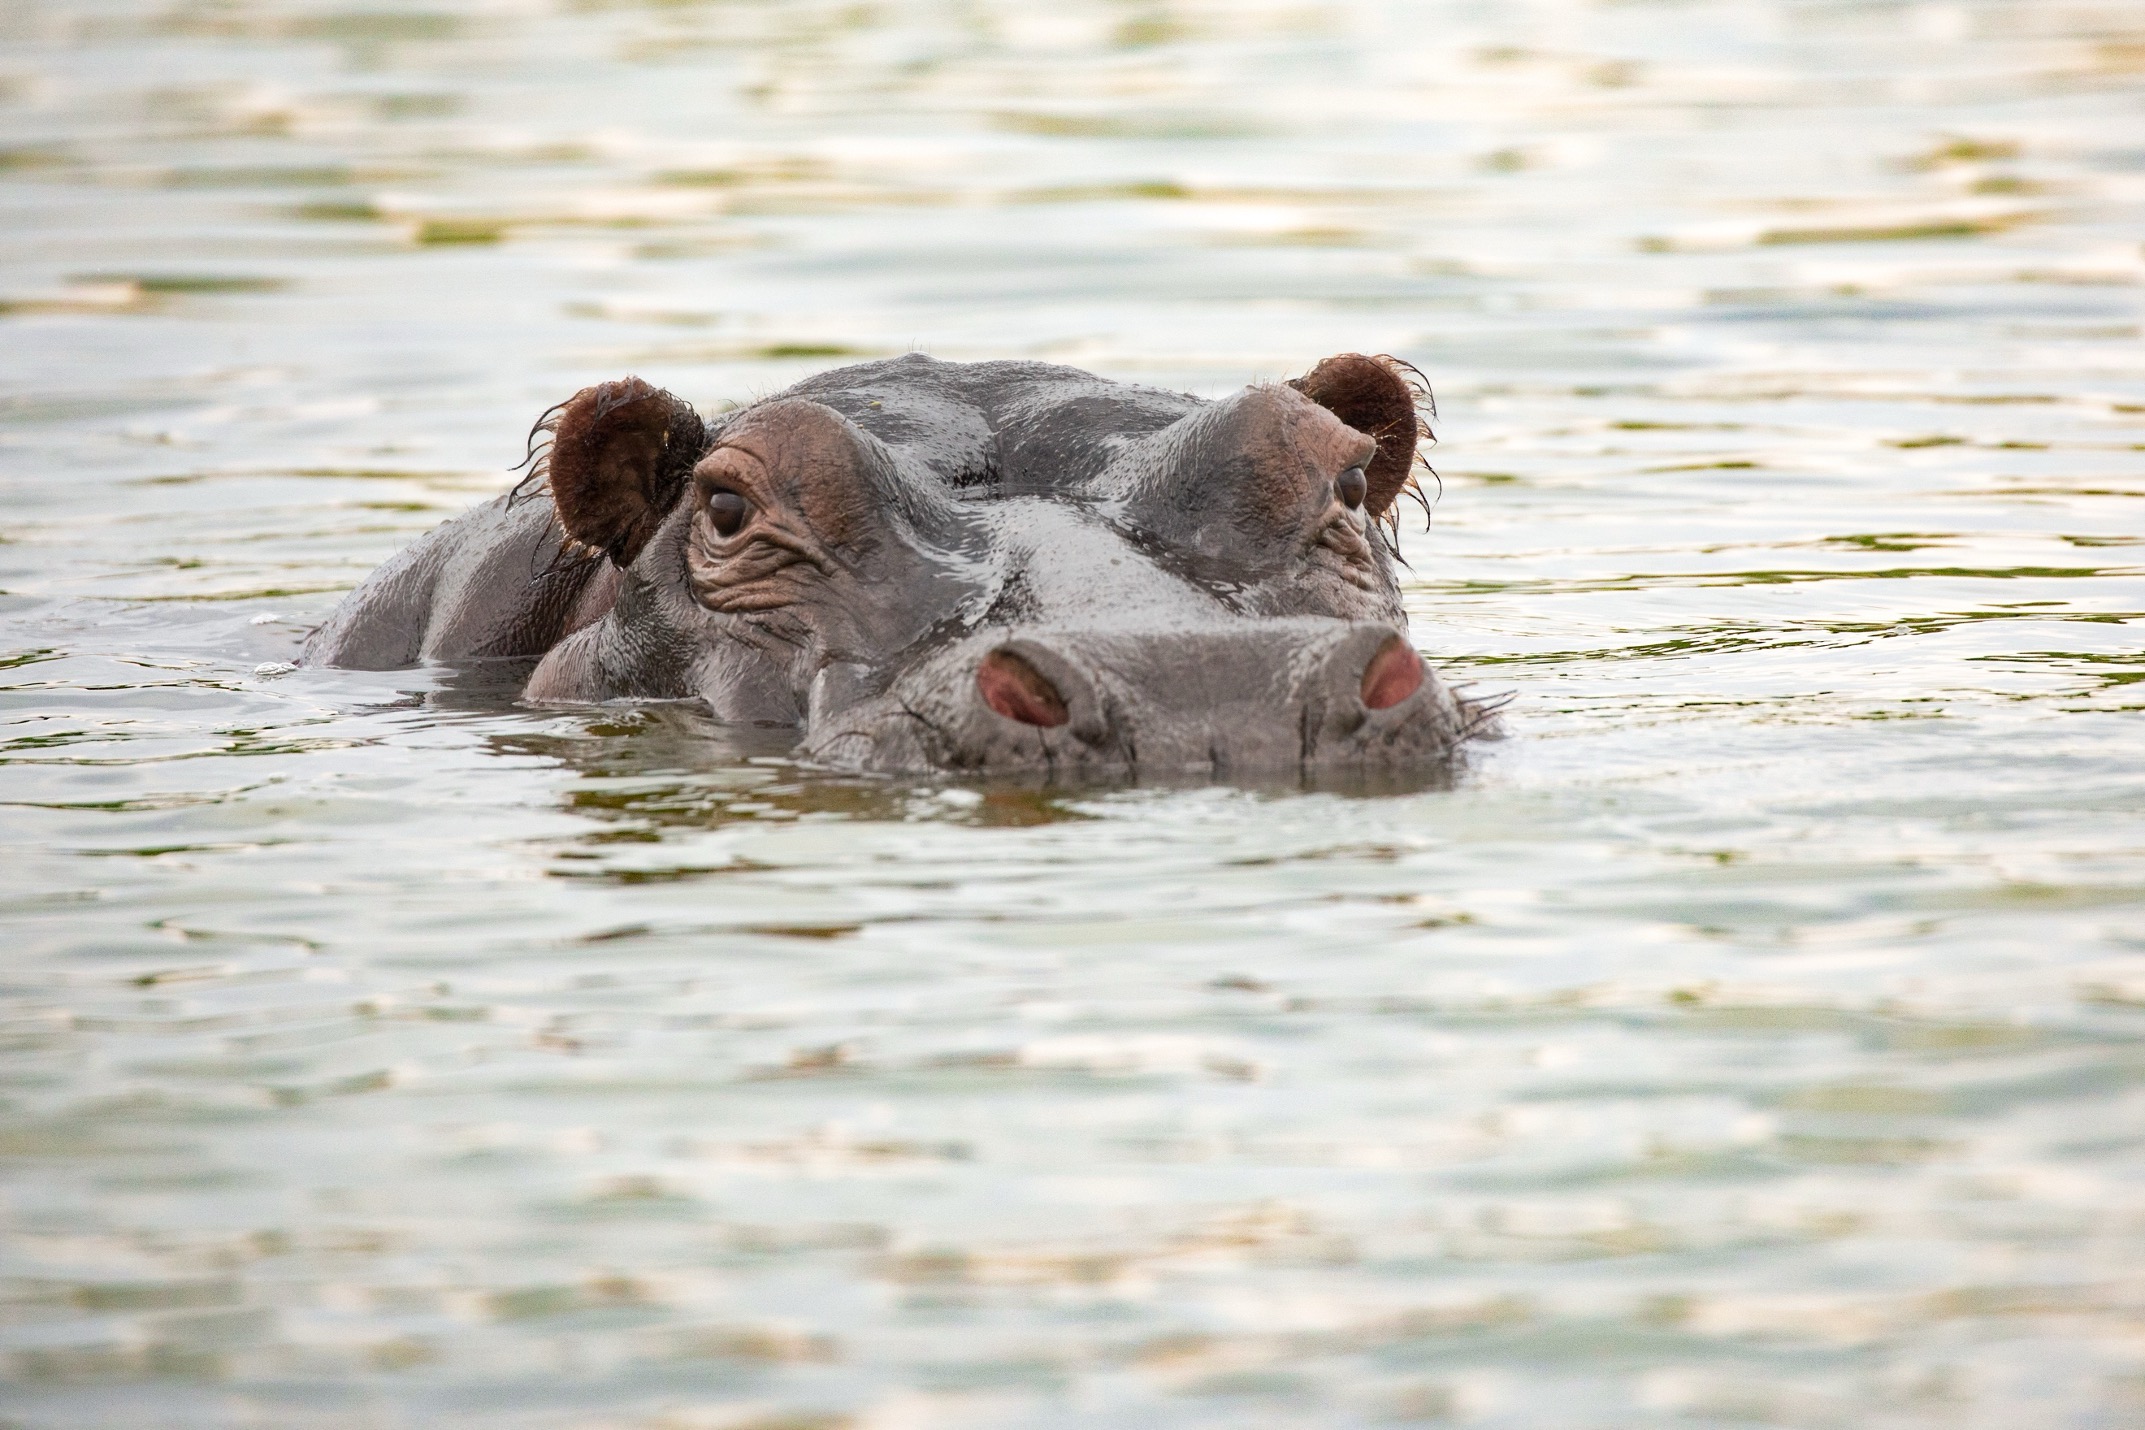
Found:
705,488 -> 750,537
1336,465 -> 1367,510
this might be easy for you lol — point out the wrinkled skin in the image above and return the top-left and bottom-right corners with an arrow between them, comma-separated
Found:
304,353 -> 1496,778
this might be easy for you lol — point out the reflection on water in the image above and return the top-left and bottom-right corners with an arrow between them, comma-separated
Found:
4,0 -> 2145,1425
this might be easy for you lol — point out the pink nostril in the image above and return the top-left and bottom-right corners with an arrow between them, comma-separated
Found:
977,649 -> 1069,728
1360,636 -> 1424,710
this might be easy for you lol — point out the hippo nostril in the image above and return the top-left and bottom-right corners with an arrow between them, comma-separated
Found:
977,649 -> 1070,728
1336,465 -> 1367,510
1360,635 -> 1425,710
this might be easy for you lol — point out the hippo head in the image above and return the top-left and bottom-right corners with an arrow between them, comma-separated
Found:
519,354 -> 1491,779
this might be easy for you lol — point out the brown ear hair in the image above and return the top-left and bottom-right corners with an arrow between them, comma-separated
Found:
537,377 -> 707,566
1287,353 -> 1428,520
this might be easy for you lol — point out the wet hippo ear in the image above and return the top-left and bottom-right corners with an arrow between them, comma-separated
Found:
539,377 -> 707,566
1288,353 -> 1428,520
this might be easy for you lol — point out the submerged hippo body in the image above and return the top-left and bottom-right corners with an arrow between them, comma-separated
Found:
305,353 -> 1495,778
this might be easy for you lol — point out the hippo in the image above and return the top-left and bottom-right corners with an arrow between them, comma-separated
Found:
304,353 -> 1497,778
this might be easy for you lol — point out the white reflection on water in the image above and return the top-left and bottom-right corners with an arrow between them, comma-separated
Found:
2,0 -> 2144,1426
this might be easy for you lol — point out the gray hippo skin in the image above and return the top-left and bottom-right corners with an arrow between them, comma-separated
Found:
304,353 -> 1497,778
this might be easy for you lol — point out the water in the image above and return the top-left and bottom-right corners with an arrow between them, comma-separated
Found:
4,1 -> 2144,1425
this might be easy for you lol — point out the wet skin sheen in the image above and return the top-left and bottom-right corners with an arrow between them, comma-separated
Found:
304,353 -> 1494,777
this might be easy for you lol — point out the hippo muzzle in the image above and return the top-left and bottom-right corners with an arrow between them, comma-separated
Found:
804,619 -> 1470,777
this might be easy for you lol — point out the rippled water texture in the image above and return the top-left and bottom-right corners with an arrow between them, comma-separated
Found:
4,1 -> 2145,1425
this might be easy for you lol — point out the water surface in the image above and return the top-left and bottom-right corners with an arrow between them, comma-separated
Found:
4,1 -> 2145,1425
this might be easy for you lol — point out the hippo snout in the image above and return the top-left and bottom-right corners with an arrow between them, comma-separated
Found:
801,620 -> 1472,778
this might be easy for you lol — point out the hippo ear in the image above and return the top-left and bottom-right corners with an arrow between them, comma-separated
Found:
1287,353 -> 1427,520
540,377 -> 707,566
